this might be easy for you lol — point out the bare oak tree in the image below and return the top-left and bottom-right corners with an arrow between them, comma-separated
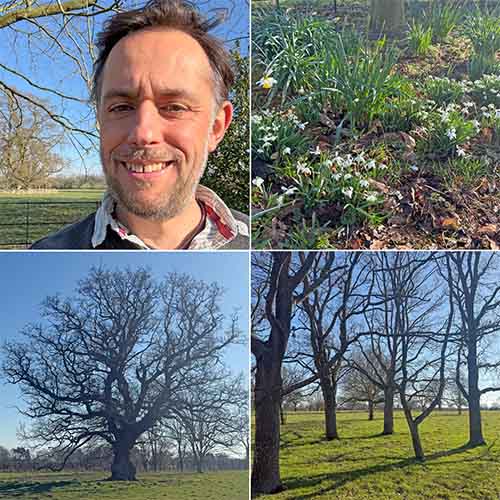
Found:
442,253 -> 500,447
3,267 -> 239,480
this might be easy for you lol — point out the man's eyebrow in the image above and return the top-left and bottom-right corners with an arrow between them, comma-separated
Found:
102,87 -> 197,102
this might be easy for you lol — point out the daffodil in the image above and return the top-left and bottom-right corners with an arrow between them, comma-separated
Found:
257,75 -> 277,89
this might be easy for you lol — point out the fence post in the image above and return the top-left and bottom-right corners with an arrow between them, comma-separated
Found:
25,202 -> 30,247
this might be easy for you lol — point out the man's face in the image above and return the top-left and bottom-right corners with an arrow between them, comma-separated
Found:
98,28 -> 232,220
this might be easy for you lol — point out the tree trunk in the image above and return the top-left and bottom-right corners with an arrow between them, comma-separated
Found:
110,443 -> 136,481
368,400 -> 374,421
382,386 -> 394,435
252,356 -> 283,494
403,409 -> 424,460
322,381 -> 338,440
280,401 -> 286,425
369,0 -> 405,35
467,340 -> 485,447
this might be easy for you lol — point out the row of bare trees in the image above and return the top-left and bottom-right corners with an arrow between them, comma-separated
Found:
251,252 -> 500,494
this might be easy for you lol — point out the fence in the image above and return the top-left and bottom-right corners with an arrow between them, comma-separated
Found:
0,201 -> 100,248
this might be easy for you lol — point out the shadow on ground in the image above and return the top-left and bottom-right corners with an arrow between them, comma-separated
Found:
282,444 -> 486,500
0,480 -> 77,497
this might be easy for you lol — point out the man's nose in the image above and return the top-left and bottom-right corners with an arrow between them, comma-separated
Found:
127,102 -> 162,146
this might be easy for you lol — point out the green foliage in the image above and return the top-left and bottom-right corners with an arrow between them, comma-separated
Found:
252,9 -> 336,105
408,19 -> 433,57
436,156 -> 493,188
379,81 -> 423,132
321,36 -> 402,130
418,105 -> 478,157
203,51 -> 249,213
255,411 -> 500,500
251,109 -> 312,163
464,9 -> 500,79
422,76 -> 467,106
422,0 -> 463,42
469,74 -> 500,107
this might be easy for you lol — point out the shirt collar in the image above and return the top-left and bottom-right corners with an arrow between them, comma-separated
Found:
92,185 -> 248,249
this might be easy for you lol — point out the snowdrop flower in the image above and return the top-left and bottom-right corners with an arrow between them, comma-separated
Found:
342,187 -> 354,199
366,160 -> 376,169
252,177 -> 264,188
343,173 -> 353,180
297,122 -> 307,130
257,75 -> 277,89
312,145 -> 321,156
446,128 -> 457,140
365,192 -> 378,203
456,146 -> 466,157
282,147 -> 291,155
333,173 -> 342,181
281,186 -> 298,196
360,179 -> 369,188
297,162 -> 312,176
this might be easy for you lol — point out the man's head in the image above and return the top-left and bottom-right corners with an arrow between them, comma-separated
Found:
93,0 -> 234,221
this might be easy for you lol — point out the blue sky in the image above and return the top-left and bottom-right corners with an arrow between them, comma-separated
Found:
0,0 -> 249,175
0,251 -> 249,449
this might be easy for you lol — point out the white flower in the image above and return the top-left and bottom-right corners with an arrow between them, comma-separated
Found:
366,160 -> 376,169
298,122 -> 307,130
365,192 -> 378,203
344,173 -> 353,180
333,173 -> 342,181
257,75 -> 277,89
297,162 -> 312,176
446,128 -> 457,140
312,145 -> 321,156
456,146 -> 466,157
281,186 -> 298,196
282,147 -> 291,155
342,187 -> 354,199
252,177 -> 264,188
359,179 -> 369,188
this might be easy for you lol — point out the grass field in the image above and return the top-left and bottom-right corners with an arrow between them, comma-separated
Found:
0,190 -> 104,247
0,469 -> 248,500
256,410 -> 500,499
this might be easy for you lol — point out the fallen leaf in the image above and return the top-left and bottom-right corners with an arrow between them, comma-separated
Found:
440,217 -> 460,230
477,224 -> 498,236
370,239 -> 386,249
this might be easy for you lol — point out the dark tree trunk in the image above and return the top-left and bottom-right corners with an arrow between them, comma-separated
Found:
467,339 -> 485,447
403,409 -> 424,460
382,385 -> 394,435
280,401 -> 286,425
369,0 -> 405,35
322,381 -> 338,440
368,400 -> 374,421
252,354 -> 283,494
110,442 -> 136,481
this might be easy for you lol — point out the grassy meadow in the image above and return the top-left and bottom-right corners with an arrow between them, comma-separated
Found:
256,410 -> 500,499
0,189 -> 103,247
0,470 -> 248,500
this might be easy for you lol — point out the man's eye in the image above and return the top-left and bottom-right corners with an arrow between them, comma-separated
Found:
162,104 -> 188,113
109,104 -> 133,113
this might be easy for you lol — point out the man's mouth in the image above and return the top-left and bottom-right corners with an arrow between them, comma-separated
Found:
120,161 -> 175,173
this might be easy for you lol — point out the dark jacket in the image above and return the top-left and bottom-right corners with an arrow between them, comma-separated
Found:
31,210 -> 249,250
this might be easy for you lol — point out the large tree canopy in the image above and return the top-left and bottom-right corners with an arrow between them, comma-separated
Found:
3,267 -> 240,480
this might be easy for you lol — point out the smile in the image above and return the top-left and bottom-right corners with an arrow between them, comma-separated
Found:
120,161 -> 174,173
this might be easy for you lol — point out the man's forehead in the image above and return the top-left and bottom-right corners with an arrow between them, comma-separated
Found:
101,28 -> 214,92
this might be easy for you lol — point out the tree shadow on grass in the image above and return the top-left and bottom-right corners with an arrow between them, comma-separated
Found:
0,480 -> 77,497
284,444 -> 481,500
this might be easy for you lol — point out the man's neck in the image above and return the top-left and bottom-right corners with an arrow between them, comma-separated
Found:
115,198 -> 203,249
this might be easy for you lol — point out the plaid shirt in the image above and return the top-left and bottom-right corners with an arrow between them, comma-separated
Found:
91,185 -> 249,250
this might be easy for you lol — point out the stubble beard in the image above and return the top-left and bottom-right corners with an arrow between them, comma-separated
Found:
101,143 -> 208,222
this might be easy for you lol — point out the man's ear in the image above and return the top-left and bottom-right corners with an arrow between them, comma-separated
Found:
208,100 -> 233,152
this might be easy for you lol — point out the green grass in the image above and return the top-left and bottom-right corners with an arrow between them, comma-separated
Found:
0,470 -> 248,500
0,190 -> 103,247
257,410 -> 500,499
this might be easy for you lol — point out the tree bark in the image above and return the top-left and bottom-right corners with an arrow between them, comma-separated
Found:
252,354 -> 284,494
368,400 -> 374,421
382,385 -> 394,435
466,334 -> 486,446
321,379 -> 338,440
110,443 -> 136,481
369,0 -> 405,35
403,409 -> 424,460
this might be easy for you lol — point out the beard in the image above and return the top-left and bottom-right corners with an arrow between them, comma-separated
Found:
101,143 -> 208,221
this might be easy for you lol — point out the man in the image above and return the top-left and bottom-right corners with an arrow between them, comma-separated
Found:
32,0 -> 248,249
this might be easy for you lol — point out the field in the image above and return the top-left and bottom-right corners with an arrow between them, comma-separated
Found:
0,189 -> 103,247
256,410 -> 500,499
251,0 -> 500,249
0,470 -> 248,500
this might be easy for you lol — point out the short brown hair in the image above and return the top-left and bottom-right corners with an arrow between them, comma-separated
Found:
92,0 -> 234,108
